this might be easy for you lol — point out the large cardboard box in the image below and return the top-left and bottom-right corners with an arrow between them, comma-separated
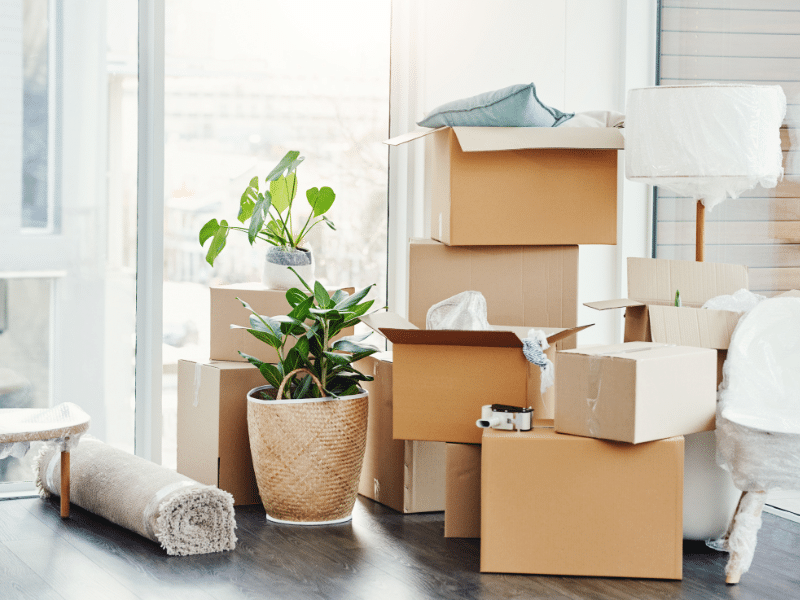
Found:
210,283 -> 354,363
177,359 -> 264,506
444,443 -> 481,538
408,238 -> 578,350
385,127 -> 623,246
356,353 -> 446,513
481,425 -> 684,579
555,342 -> 717,444
362,312 -> 588,443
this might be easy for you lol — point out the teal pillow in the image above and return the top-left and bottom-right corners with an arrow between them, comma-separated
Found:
417,83 -> 573,128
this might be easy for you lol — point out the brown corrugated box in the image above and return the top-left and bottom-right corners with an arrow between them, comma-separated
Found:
408,238 -> 578,351
361,312 -> 589,443
586,257 -> 749,385
385,127 -> 622,246
481,424 -> 684,579
177,359 -> 263,506
444,443 -> 481,538
555,342 -> 717,444
210,283 -> 354,363
356,353 -> 445,513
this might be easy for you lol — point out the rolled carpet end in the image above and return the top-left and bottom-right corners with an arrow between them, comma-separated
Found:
34,437 -> 237,556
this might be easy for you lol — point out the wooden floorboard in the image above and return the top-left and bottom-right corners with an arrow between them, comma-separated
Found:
0,495 -> 798,600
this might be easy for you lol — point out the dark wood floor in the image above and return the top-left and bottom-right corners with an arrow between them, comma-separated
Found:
1,495 -> 799,600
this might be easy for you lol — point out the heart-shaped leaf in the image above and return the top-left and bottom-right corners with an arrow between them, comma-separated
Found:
309,186 -> 336,217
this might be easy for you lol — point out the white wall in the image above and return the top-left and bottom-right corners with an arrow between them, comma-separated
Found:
389,0 -> 656,345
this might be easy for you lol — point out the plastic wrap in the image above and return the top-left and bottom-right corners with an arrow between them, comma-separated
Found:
0,402 -> 91,458
716,297 -> 800,490
426,291 -> 490,331
626,84 -> 786,211
702,288 -> 766,313
707,491 -> 767,581
522,329 -> 554,393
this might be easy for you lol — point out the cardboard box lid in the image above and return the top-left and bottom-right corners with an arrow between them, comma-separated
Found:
585,257 -> 749,311
361,312 -> 590,349
384,126 -> 624,151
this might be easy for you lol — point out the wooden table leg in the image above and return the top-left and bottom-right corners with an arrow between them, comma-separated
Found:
696,199 -> 705,262
60,451 -> 70,519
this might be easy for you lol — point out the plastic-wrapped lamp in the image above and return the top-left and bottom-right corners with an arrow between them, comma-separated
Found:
626,84 -> 786,261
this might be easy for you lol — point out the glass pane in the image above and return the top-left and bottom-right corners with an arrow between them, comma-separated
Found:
22,0 -> 49,229
162,0 -> 391,468
655,2 -> 800,297
0,0 -> 139,486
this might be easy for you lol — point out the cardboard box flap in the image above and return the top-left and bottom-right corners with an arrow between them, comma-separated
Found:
628,257 -> 749,306
384,127 -> 447,146
361,311 -> 419,332
584,298 -> 645,311
452,126 -> 624,152
379,328 -> 524,348
648,305 -> 742,350
541,324 -> 593,344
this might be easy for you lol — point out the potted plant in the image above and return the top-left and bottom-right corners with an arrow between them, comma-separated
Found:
236,268 -> 378,524
199,151 -> 337,289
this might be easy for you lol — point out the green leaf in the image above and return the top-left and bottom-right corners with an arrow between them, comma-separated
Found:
247,192 -> 272,245
239,327 -> 282,349
286,287 -> 309,308
264,151 -> 302,183
205,219 -> 229,266
238,352 -> 265,371
266,219 -> 288,244
270,177 -> 290,214
199,219 -> 220,246
334,284 -> 374,311
258,363 -> 283,390
294,374 -> 314,399
322,216 -> 336,231
306,187 -> 319,209
286,172 -> 298,202
335,332 -> 374,345
309,307 -> 341,318
288,267 -> 314,294
293,335 -> 310,359
331,339 -> 378,354
284,347 -> 304,374
314,281 -> 331,309
288,295 -> 315,322
237,177 -> 259,223
310,186 -> 335,217
330,289 -> 349,305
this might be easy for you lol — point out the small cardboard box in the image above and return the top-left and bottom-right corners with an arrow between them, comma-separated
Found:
444,443 -> 481,538
481,425 -> 684,579
586,257 -> 748,385
210,283 -> 354,363
361,312 -> 589,444
555,342 -> 717,444
356,353 -> 446,513
177,359 -> 264,506
408,238 -> 578,350
385,127 -> 623,246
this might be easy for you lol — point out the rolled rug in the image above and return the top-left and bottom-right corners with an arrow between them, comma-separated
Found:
35,437 -> 237,556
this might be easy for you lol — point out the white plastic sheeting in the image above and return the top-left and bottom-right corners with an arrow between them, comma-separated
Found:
702,288 -> 766,313
717,296 -> 800,490
626,84 -> 786,211
426,290 -> 491,331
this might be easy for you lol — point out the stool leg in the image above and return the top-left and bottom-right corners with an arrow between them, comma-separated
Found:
60,451 -> 70,518
725,490 -> 767,584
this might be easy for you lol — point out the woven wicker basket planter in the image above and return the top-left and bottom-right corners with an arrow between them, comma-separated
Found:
247,385 -> 369,525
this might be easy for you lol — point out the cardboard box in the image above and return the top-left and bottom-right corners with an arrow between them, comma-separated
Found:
385,127 -> 623,246
481,425 -> 684,579
356,353 -> 446,513
444,443 -> 481,538
408,238 -> 578,351
177,359 -> 264,506
586,257 -> 748,385
362,312 -> 589,443
556,342 -> 716,444
210,283 -> 354,363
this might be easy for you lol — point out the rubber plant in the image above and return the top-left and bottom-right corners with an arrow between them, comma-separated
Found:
234,268 -> 378,399
199,151 -> 337,266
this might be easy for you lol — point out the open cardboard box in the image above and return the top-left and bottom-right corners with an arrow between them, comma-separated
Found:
586,257 -> 749,383
361,312 -> 590,444
385,127 -> 623,246
408,238 -> 578,351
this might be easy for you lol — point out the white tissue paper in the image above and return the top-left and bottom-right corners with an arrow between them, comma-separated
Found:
626,84 -> 786,211
716,297 -> 800,491
702,288 -> 766,313
426,291 -> 491,331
